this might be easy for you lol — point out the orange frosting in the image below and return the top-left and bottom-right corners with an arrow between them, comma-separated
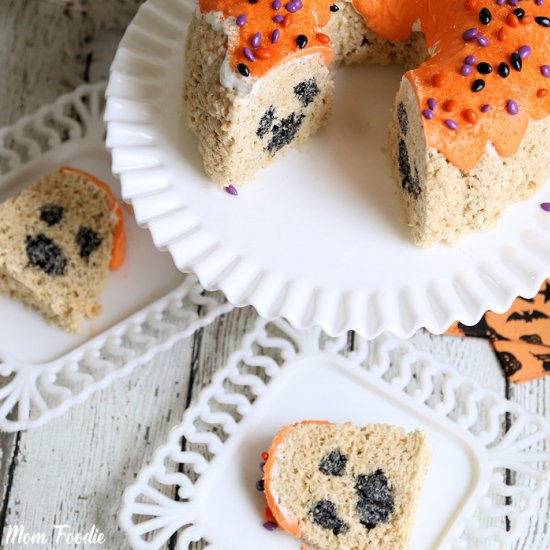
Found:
200,0 -> 549,170
200,0 -> 333,78
59,166 -> 126,271
263,420 -> 329,538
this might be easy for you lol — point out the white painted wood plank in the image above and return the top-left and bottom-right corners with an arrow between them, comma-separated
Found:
0,0 -> 87,126
409,330 -> 506,393
508,378 -> 550,550
4,341 -> 194,548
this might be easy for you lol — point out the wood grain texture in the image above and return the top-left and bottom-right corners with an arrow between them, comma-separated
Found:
3,341 -> 195,549
0,2 -> 549,549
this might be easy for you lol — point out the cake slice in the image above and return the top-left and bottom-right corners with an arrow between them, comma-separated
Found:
0,167 -> 125,333
262,421 -> 430,549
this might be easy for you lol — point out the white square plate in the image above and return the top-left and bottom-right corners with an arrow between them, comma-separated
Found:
120,319 -> 550,549
0,82 -> 232,431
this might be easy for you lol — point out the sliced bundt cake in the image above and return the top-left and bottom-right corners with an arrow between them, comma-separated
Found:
183,0 -> 550,246
0,167 -> 125,333
262,421 -> 431,549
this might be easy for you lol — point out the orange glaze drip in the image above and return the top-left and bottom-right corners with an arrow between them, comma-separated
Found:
201,0 -> 549,171
199,0 -> 333,79
263,420 -> 330,538
59,167 -> 126,271
348,0 -> 550,170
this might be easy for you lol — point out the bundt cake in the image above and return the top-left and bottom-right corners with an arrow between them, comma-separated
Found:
183,0 -> 550,247
0,167 -> 126,333
260,421 -> 431,549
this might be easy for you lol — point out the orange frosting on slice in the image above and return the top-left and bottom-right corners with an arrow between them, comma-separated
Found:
200,0 -> 549,171
263,420 -> 330,538
200,0 -> 333,79
59,166 -> 126,271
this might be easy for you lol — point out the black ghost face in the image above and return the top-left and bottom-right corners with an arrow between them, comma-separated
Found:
256,78 -> 320,154
397,102 -> 422,198
309,449 -> 395,537
26,203 -> 103,276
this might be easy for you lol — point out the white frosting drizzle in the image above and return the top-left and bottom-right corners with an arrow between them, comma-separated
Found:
202,10 -> 258,94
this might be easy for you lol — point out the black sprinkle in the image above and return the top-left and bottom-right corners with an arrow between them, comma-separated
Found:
472,79 -> 485,93
355,470 -> 395,530
361,36 -> 370,46
513,8 -> 525,19
296,34 -> 308,49
294,78 -> 319,107
511,52 -> 522,72
266,112 -> 305,154
397,102 -> 409,136
257,106 -> 276,139
237,63 -> 250,77
398,139 -> 421,198
498,62 -> 510,78
479,7 -> 492,25
477,62 -> 493,75
256,479 -> 265,491
39,204 -> 64,226
25,234 -> 67,276
329,4 -> 339,11
309,500 -> 348,536
319,450 -> 348,477
249,0 -> 259,3
535,16 -> 550,28
76,226 -> 102,262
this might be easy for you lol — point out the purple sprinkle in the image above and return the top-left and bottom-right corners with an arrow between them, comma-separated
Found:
461,64 -> 473,76
251,32 -> 262,48
422,109 -> 435,120
445,119 -> 459,130
295,0 -> 303,8
476,35 -> 489,47
243,47 -> 256,62
518,45 -> 532,60
481,104 -> 491,113
536,0 -> 544,5
272,14 -> 284,23
285,1 -> 298,12
542,65 -> 550,78
506,99 -> 519,115
508,0 -> 519,5
496,0 -> 505,4
263,522 -> 277,531
427,98 -> 437,110
236,14 -> 247,27
541,203 -> 550,212
465,55 -> 476,66
463,28 -> 479,40
260,462 -> 266,472
226,185 -> 238,196
272,0 -> 282,8
271,28 -> 280,43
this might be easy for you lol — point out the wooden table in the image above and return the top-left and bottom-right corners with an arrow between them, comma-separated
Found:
0,1 -> 548,548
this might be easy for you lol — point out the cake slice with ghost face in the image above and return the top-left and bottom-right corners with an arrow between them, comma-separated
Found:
262,421 -> 431,549
0,167 -> 125,333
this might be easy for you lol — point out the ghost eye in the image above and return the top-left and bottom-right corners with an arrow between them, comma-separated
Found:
76,226 -> 103,262
319,449 -> 348,476
40,204 -> 64,226
257,106 -> 276,139
293,78 -> 319,107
